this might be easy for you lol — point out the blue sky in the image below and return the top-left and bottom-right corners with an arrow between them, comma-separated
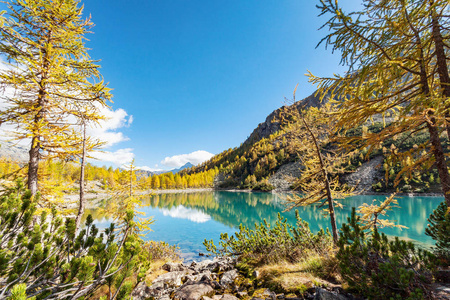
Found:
77,0 -> 362,171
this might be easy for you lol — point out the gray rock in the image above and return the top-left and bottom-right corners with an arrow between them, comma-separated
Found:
237,291 -> 248,298
173,283 -> 214,300
220,269 -> 238,287
131,282 -> 154,300
314,288 -> 350,300
154,271 -> 189,288
220,294 -> 239,300
163,262 -> 187,272
202,296 -> 214,300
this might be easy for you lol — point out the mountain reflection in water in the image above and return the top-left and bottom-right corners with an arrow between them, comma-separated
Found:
83,191 -> 443,262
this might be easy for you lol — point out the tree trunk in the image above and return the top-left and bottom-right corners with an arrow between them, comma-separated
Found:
426,112 -> 450,207
430,8 -> 450,141
27,136 -> 40,195
301,115 -> 339,244
27,30 -> 51,196
415,9 -> 450,207
75,122 -> 87,230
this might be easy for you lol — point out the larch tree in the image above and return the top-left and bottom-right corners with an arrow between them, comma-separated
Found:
0,0 -> 111,196
309,0 -> 450,207
285,87 -> 354,244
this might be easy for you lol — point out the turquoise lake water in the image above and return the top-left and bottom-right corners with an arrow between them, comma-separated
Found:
86,191 -> 443,262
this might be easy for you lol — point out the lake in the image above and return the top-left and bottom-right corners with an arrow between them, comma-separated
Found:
85,191 -> 443,262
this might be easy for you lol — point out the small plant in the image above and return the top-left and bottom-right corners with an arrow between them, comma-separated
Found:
142,241 -> 181,262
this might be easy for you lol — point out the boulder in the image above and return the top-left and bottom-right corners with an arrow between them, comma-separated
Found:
163,262 -> 187,272
314,288 -> 350,300
220,294 -> 239,300
173,283 -> 215,300
220,269 -> 238,287
132,282 -> 156,300
153,271 -> 189,288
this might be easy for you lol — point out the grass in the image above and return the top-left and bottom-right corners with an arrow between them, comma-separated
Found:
237,253 -> 341,295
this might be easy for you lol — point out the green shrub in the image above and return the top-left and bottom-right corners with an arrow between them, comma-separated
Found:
252,179 -> 275,192
425,201 -> 450,264
337,208 -> 434,300
204,210 -> 332,264
0,179 -> 149,300
142,241 -> 181,262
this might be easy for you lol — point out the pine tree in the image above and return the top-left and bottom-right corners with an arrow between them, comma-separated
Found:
0,0 -> 111,195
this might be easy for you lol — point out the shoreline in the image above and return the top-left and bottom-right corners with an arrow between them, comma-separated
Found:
141,188 -> 444,197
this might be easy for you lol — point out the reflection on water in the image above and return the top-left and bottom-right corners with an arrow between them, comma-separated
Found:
84,191 -> 443,261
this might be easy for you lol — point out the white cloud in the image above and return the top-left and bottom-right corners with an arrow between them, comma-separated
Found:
161,150 -> 214,168
0,60 -> 138,169
138,166 -> 163,172
161,205 -> 211,223
87,107 -> 133,148
91,148 -> 135,166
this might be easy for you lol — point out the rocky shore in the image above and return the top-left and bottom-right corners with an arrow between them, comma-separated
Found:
132,257 -> 358,300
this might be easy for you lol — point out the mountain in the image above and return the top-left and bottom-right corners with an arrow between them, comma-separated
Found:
171,162 -> 194,174
187,91 -> 441,194
244,91 -> 323,146
0,140 -> 29,162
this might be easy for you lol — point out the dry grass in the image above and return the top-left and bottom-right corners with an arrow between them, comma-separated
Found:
255,254 -> 341,294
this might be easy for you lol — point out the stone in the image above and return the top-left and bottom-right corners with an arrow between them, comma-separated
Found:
132,282 -> 156,300
154,271 -> 189,288
202,296 -> 214,300
237,291 -> 248,298
432,284 -> 450,300
253,289 -> 276,300
163,262 -> 187,272
173,283 -> 215,300
220,294 -> 239,300
314,288 -> 350,300
220,269 -> 239,287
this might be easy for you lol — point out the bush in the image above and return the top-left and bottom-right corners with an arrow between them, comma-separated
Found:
337,208 -> 434,300
142,241 -> 181,262
252,179 -> 275,192
0,180 -> 149,300
425,201 -> 450,264
204,210 -> 332,264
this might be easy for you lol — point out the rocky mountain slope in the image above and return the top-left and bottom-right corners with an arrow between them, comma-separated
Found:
244,91 -> 322,146
188,91 -> 442,194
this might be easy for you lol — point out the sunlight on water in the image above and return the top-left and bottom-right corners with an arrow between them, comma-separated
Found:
84,191 -> 443,262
